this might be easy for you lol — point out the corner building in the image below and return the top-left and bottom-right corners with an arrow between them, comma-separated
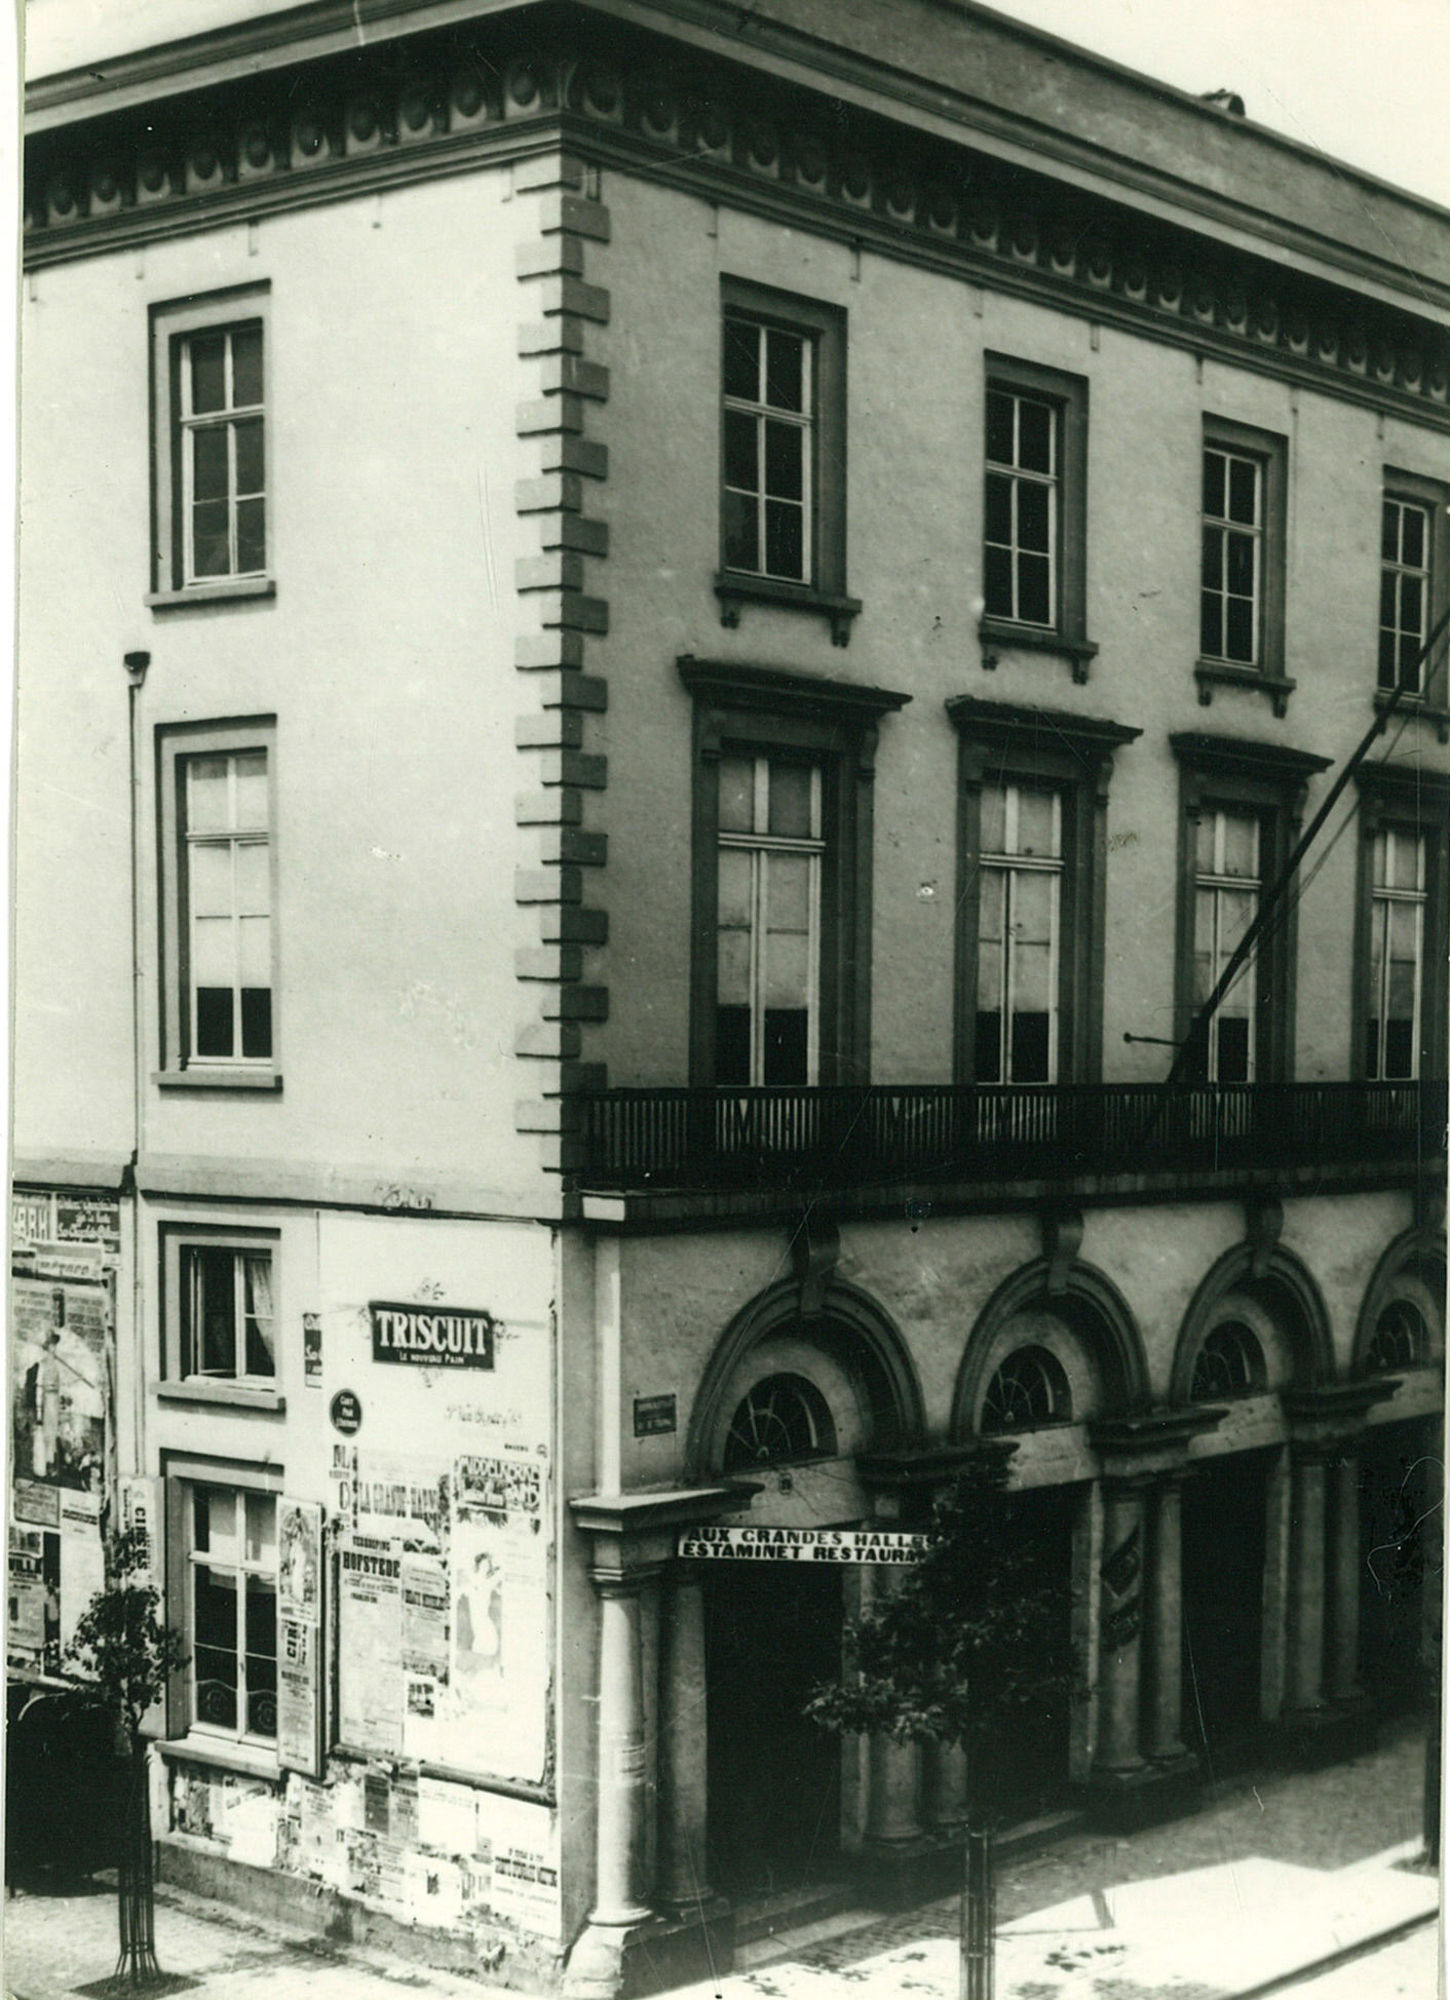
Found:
14,1 -> 1448,1991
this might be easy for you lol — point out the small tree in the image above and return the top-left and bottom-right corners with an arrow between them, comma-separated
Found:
807,1452 -> 1079,1999
65,1525 -> 188,1988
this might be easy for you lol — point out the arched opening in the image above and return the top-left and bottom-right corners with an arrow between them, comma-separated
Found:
980,1344 -> 1072,1433
1365,1300 -> 1430,1373
1189,1319 -> 1267,1400
722,1372 -> 837,1470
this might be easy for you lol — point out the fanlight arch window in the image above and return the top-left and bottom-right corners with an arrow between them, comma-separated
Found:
980,1345 -> 1072,1433
722,1372 -> 838,1470
1190,1319 -> 1266,1400
1366,1301 -> 1429,1373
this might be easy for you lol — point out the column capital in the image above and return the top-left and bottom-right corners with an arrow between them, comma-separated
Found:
1090,1407 -> 1223,1483
1281,1381 -> 1398,1450
571,1482 -> 760,1578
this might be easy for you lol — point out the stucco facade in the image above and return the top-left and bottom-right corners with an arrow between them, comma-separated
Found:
13,2 -> 1448,1993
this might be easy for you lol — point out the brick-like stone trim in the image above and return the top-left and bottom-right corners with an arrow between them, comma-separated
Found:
513,151 -> 611,1173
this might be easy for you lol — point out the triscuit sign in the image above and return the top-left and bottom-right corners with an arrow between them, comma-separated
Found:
678,1525 -> 930,1564
370,1301 -> 496,1369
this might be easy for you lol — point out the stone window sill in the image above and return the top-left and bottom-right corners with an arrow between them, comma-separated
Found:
157,1380 -> 285,1414
146,578 -> 276,611
978,618 -> 1098,683
158,1733 -> 280,1780
714,572 -> 861,646
1195,659 -> 1295,718
155,1069 -> 282,1092
1374,687 -> 1450,743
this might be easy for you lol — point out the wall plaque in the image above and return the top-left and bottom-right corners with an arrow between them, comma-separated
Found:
633,1393 -> 677,1437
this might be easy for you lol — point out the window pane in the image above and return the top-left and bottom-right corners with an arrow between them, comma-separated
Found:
189,841 -> 233,918
715,1006 -> 751,1085
1225,530 -> 1255,597
245,1574 -> 278,1739
1016,553 -> 1050,625
1384,1018 -> 1415,1079
977,930 -> 1003,1015
1202,450 -> 1225,518
1221,812 -> 1258,878
236,498 -> 266,576
1012,868 -> 1056,954
765,851 -> 811,936
723,408 -> 758,493
192,1248 -> 236,1374
762,1009 -> 808,1084
1215,1015 -> 1251,1082
985,389 -> 1015,466
764,929 -> 809,1008
1016,479 -> 1050,553
765,329 -> 804,412
721,490 -> 758,573
1400,574 -> 1424,641
200,1484 -> 238,1562
1219,886 -> 1256,956
1227,456 -> 1258,524
763,419 -> 803,501
768,762 -> 813,839
189,333 -> 226,415
191,500 -> 231,579
1378,630 -> 1398,689
718,758 -> 754,834
192,425 -> 230,502
975,1008 -> 1003,1083
187,757 -> 230,830
1225,596 -> 1254,661
234,418 -> 264,497
1400,631 -> 1423,685
764,498 -> 804,580
234,844 -> 270,918
983,545 -> 1013,619
195,986 -> 234,1059
240,989 -> 272,1062
717,846 -> 753,930
233,752 -> 268,828
984,470 -> 1012,546
238,910 -> 271,984
716,929 -> 751,1008
1382,500 -> 1400,563
1201,525 -> 1223,592
1015,787 -> 1058,858
1017,399 -> 1053,474
723,317 -> 760,402
231,325 -> 263,408
192,913 -> 233,988
1401,504 -> 1426,569
245,1492 -> 276,1565
1010,1009 -> 1051,1082
979,785 -> 1007,856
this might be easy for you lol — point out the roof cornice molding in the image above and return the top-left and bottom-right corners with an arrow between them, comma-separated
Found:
23,6 -> 1450,430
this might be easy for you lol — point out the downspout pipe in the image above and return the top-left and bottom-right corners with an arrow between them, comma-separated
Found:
123,651 -> 149,1490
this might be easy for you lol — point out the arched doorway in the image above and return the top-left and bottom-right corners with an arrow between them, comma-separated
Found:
691,1285 -> 923,1894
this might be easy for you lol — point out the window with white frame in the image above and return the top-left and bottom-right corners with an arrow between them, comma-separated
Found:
180,1241 -> 277,1382
187,1485 -> 278,1741
183,746 -> 272,1064
151,289 -> 270,600
1366,827 -> 1425,1080
715,754 -> 823,1086
984,388 -> 1058,628
976,782 -> 1062,1084
722,314 -> 812,585
1380,496 -> 1432,694
1192,807 -> 1261,1082
1201,446 -> 1263,665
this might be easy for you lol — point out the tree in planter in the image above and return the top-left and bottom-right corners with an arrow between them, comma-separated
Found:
65,1524 -> 188,1987
806,1452 -> 1079,1999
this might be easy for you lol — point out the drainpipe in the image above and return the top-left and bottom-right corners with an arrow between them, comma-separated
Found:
123,651 -> 149,1482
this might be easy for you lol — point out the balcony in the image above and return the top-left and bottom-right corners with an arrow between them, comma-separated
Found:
575,1079 -> 1446,1220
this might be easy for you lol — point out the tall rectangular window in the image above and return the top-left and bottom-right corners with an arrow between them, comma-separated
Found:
1192,807 -> 1261,1082
722,315 -> 812,585
183,748 -> 272,1063
715,754 -> 823,1086
975,782 -> 1062,1082
1366,827 -> 1425,1079
984,389 -> 1057,628
181,1243 -> 276,1381
1201,446 -> 1262,665
179,325 -> 265,584
1380,496 -> 1432,694
150,287 -> 271,604
188,1486 -> 277,1742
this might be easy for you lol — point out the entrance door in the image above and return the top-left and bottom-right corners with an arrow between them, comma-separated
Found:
705,1561 -> 843,1893
992,1485 -> 1074,1821
1181,1453 -> 1268,1760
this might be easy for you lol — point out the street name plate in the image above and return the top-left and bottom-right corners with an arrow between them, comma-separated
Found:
677,1525 -> 929,1564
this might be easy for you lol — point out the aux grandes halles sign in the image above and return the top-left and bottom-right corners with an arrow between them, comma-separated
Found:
370,1301 -> 497,1369
677,1525 -> 930,1564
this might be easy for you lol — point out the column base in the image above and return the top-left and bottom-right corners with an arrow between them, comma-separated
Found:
1277,1699 -> 1378,1768
563,1900 -> 734,2000
1086,1752 -> 1201,1832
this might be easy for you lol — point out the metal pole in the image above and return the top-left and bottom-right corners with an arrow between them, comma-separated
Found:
959,1823 -> 995,2000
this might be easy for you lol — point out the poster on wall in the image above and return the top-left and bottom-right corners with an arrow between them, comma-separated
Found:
8,1527 -> 49,1662
57,1489 -> 105,1658
10,1277 -> 109,1494
442,1448 -> 550,1784
278,1499 -> 324,1778
337,1533 -> 404,1755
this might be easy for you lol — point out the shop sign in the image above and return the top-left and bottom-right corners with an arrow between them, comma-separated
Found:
369,1301 -> 496,1369
330,1389 -> 363,1435
677,1525 -> 930,1564
632,1393 -> 676,1437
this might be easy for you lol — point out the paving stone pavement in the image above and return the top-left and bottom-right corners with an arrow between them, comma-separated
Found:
3,1718 -> 1440,2000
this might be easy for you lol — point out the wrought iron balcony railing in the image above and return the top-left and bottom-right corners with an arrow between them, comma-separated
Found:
576,1079 -> 1446,1196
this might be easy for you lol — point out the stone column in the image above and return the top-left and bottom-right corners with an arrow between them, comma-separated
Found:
1096,1481 -> 1147,1773
591,1573 -> 653,1926
657,1565 -> 712,1908
1328,1449 -> 1363,1705
1286,1449 -> 1328,1714
1145,1476 -> 1188,1762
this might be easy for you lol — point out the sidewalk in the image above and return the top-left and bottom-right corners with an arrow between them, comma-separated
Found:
4,1721 -> 1440,2000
